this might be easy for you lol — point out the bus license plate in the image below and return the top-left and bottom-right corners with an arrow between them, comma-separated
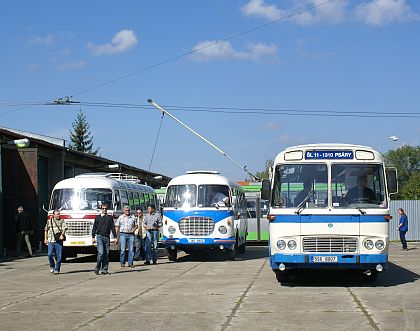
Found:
188,239 -> 204,243
312,256 -> 337,263
70,241 -> 86,245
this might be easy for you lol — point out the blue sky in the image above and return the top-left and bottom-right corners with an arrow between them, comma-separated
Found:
1,0 -> 420,181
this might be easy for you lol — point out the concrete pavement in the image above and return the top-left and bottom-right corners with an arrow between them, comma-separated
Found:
0,242 -> 419,330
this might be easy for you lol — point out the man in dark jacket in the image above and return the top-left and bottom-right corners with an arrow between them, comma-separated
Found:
15,206 -> 33,257
92,203 -> 117,275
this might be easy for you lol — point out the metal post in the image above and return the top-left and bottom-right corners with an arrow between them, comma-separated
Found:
256,197 -> 261,242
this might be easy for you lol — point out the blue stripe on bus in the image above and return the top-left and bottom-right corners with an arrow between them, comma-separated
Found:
270,215 -> 388,223
164,210 -> 233,223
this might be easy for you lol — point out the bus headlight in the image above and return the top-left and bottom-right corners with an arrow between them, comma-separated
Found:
168,226 -> 176,234
277,240 -> 286,250
375,240 -> 385,250
218,225 -> 227,234
287,240 -> 297,250
364,239 -> 374,250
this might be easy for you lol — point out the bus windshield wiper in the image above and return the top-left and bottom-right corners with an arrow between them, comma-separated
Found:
342,194 -> 366,215
295,191 -> 314,215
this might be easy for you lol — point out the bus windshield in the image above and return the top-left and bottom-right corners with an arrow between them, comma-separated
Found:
50,188 -> 113,211
331,164 -> 386,208
198,185 -> 230,207
79,188 -> 113,210
165,185 -> 197,208
272,164 -> 328,208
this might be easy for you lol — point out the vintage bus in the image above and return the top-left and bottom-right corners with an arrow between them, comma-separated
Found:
261,144 -> 398,283
48,173 -> 158,260
161,171 -> 248,261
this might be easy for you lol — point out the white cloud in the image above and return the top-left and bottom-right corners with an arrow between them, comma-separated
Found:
241,0 -> 285,20
87,29 -> 138,55
58,60 -> 87,70
30,33 -> 55,45
241,0 -> 348,25
262,122 -> 281,130
26,63 -> 40,72
191,40 -> 278,62
354,0 -> 418,25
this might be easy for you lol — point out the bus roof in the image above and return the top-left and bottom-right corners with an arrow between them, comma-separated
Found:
168,171 -> 241,189
53,173 -> 155,192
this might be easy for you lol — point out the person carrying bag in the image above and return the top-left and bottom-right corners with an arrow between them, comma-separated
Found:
44,210 -> 67,274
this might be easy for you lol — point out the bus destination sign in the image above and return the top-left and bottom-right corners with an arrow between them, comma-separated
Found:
305,150 -> 354,160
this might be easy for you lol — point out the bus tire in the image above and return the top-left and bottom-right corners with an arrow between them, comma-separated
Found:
275,270 -> 289,283
167,248 -> 177,262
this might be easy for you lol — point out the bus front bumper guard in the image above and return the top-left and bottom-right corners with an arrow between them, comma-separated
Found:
162,237 -> 235,249
270,253 -> 388,270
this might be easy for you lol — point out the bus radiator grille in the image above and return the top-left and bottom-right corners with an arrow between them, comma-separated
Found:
65,221 -> 93,236
303,237 -> 358,253
179,217 -> 215,236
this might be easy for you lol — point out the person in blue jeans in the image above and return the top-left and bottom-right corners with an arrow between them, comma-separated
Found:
92,203 -> 117,275
398,208 -> 409,251
143,204 -> 162,265
116,206 -> 137,268
44,210 -> 67,275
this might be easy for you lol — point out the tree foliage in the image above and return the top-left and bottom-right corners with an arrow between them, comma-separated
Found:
69,110 -> 99,155
385,145 -> 420,200
252,159 -> 274,180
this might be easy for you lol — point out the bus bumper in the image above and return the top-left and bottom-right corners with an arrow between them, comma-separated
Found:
162,237 -> 236,251
270,253 -> 388,271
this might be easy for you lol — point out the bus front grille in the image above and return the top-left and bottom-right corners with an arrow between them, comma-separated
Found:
179,217 -> 215,236
303,237 -> 358,253
64,221 -> 93,236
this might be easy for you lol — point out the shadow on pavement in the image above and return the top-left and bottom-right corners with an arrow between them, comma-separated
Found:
279,261 -> 419,288
174,246 -> 268,263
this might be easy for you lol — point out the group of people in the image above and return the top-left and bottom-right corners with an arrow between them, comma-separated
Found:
91,203 -> 162,275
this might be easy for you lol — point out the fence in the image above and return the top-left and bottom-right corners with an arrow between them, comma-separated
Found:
389,200 -> 420,241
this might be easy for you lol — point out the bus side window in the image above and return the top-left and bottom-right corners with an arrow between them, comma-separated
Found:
129,191 -> 135,210
114,190 -> 121,210
133,192 -> 140,209
120,190 -> 129,208
139,193 -> 146,211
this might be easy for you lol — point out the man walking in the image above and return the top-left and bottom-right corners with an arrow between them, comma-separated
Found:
92,203 -> 117,275
116,206 -> 137,268
44,210 -> 67,274
15,206 -> 33,257
143,204 -> 162,265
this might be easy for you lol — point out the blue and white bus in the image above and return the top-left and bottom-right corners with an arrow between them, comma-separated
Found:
261,144 -> 398,283
162,171 -> 248,261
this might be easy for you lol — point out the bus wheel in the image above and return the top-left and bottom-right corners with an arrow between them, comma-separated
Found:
275,270 -> 290,283
167,248 -> 177,262
361,270 -> 377,283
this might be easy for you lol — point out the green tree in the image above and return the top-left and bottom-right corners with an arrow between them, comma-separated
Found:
385,145 -> 420,199
69,110 -> 99,155
251,159 -> 273,180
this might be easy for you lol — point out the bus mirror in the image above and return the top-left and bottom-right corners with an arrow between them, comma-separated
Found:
386,168 -> 398,194
261,179 -> 271,201
223,196 -> 231,207
42,203 -> 48,213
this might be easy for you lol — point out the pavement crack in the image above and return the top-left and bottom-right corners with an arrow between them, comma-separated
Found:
220,259 -> 267,331
347,287 -> 380,331
73,262 -> 203,330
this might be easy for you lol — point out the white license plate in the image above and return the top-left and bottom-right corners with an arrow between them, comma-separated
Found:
188,239 -> 205,243
70,241 -> 86,245
312,256 -> 337,263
